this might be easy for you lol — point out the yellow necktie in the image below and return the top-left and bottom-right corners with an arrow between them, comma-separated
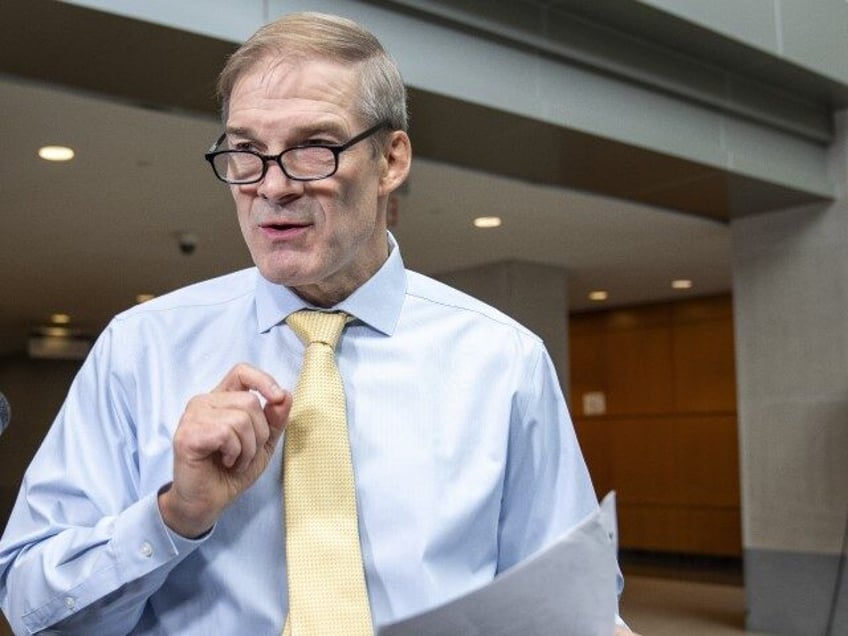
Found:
282,310 -> 373,636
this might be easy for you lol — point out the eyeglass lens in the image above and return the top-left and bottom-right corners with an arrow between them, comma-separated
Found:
213,146 -> 338,183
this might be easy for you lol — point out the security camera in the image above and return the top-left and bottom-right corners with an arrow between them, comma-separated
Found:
177,232 -> 198,256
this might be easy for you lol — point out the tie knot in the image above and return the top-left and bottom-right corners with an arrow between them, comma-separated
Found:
286,310 -> 349,349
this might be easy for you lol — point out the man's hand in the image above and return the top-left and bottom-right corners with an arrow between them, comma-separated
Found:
159,363 -> 291,538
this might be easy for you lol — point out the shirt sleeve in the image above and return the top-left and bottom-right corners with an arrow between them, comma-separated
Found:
495,342 -> 626,608
0,325 -> 204,635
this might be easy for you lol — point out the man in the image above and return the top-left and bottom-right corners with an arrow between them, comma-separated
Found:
0,12 -> 635,635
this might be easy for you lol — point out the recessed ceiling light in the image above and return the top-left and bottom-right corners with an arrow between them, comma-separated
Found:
38,145 -> 75,162
671,279 -> 693,290
50,313 -> 71,325
42,326 -> 71,338
473,216 -> 502,228
588,290 -> 609,301
136,293 -> 156,304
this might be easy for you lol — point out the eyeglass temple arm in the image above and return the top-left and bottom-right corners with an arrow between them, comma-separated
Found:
208,133 -> 226,153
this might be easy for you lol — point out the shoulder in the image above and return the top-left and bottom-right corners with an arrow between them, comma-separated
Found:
100,268 -> 259,351
87,268 -> 259,372
112,268 -> 257,324
404,270 -> 542,345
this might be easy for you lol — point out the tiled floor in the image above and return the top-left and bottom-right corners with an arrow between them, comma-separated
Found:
621,575 -> 773,636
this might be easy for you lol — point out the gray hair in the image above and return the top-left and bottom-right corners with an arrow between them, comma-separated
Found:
216,12 -> 408,133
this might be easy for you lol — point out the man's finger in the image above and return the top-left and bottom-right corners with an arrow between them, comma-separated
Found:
264,391 -> 292,447
219,427 -> 243,469
213,363 -> 287,405
230,409 -> 261,473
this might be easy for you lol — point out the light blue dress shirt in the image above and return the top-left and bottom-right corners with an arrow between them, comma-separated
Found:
0,239 -> 608,635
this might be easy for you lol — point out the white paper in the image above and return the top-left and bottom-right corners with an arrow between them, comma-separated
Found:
378,492 -> 619,636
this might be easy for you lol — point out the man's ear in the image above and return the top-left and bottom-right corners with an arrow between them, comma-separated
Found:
378,130 -> 412,196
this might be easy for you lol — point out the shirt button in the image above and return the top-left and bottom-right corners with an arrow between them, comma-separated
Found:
64,596 -> 75,610
141,541 -> 153,558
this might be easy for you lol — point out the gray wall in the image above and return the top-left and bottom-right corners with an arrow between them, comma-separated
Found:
639,0 -> 848,84
730,110 -> 848,634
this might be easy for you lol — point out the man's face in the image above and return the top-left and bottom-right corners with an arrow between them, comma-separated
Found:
225,57 -> 408,306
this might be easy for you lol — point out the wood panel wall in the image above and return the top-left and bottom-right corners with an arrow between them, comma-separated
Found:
569,295 -> 741,556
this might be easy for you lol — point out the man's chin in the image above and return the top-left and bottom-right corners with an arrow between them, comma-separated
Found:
259,270 -> 306,287
254,256 -> 312,287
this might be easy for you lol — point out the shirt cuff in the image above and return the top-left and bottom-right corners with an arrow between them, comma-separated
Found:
155,481 -> 217,546
22,490 -> 208,632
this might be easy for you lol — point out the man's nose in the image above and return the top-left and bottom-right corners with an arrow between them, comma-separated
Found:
256,160 -> 304,201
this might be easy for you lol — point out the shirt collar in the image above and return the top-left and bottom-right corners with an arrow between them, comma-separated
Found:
254,232 -> 407,336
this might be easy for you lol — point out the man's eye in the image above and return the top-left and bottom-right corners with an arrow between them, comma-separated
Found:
233,141 -> 257,151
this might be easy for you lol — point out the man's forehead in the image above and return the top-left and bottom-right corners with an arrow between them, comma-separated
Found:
226,58 -> 364,135
232,55 -> 359,98
224,116 -> 349,140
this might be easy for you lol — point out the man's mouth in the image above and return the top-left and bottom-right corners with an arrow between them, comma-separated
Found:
265,222 -> 301,230
260,220 -> 311,238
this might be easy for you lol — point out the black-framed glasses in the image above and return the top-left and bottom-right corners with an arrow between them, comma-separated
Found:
204,121 -> 389,185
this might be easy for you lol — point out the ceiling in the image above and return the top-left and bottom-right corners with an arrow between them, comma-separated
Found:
0,73 -> 733,355
4,0 -> 828,356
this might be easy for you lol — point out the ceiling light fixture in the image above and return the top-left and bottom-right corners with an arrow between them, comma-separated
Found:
473,216 -> 502,228
38,145 -> 75,162
671,279 -> 693,290
41,326 -> 72,338
588,290 -> 609,301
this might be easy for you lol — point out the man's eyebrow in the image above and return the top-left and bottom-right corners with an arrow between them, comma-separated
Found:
224,126 -> 254,137
224,122 -> 348,140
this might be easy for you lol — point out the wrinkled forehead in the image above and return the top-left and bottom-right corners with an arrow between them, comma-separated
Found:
231,53 -> 363,102
226,56 -> 366,135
